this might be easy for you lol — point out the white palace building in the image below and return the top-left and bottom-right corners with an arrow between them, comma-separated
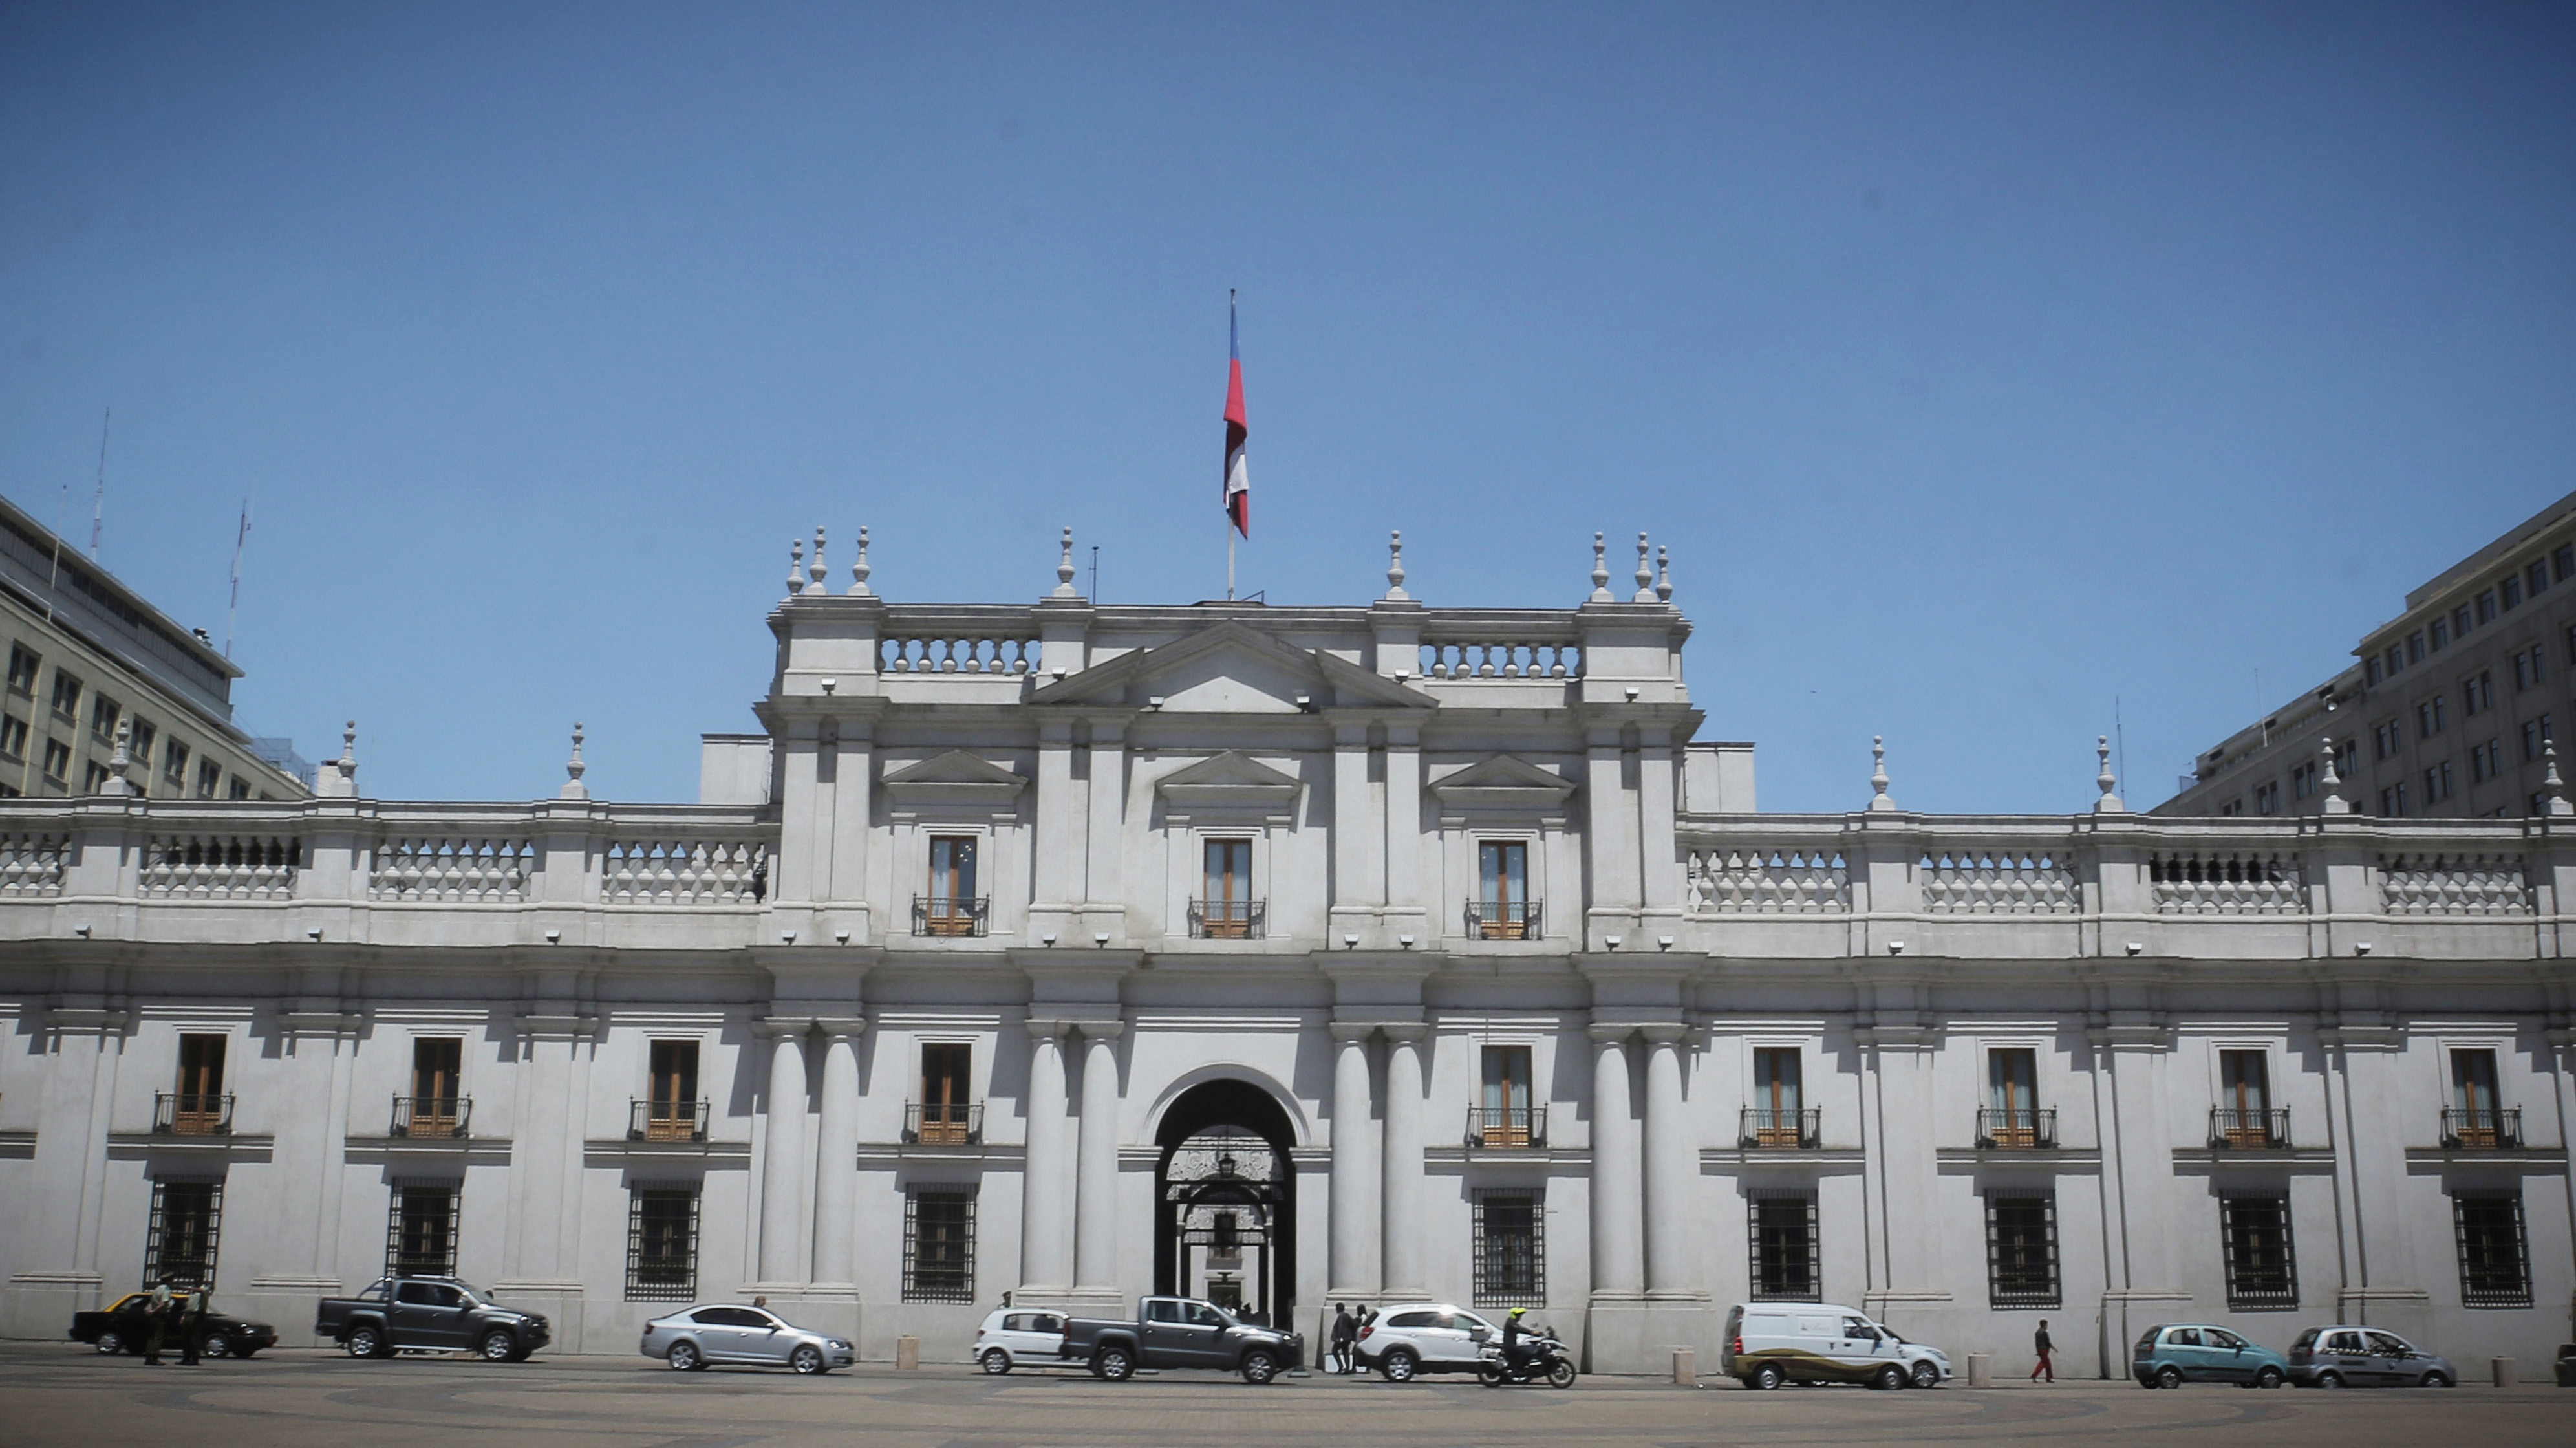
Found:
2,527 -> 2572,1378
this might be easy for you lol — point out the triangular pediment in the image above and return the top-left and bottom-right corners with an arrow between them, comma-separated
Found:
1154,750 -> 1304,814
1027,621 -> 1435,713
1429,753 -> 1579,810
882,749 -> 1026,802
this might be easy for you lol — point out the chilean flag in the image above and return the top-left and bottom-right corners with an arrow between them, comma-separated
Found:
1223,297 -> 1249,537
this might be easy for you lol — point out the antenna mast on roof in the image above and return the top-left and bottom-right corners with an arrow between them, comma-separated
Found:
88,407 -> 109,559
224,499 -> 250,659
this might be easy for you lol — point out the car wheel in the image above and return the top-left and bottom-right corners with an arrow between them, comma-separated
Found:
2313,1371 -> 2343,1389
480,1329 -> 516,1362
1380,1348 -> 1418,1383
347,1325 -> 387,1359
1751,1361 -> 1785,1390
1911,1360 -> 1940,1389
1873,1364 -> 1907,1391
2421,1371 -> 2452,1389
1241,1349 -> 1278,1385
791,1345 -> 826,1375
2155,1365 -> 2184,1390
666,1341 -> 701,1372
201,1333 -> 233,1359
1095,1346 -> 1135,1382
94,1330 -> 123,1355
1547,1359 -> 1577,1389
2255,1367 -> 2283,1390
981,1348 -> 1013,1375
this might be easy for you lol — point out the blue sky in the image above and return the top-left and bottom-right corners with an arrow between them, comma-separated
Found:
3,2 -> 2571,811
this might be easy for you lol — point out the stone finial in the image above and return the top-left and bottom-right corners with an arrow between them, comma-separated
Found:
849,525 -> 873,596
1589,532 -> 1613,602
786,536 -> 805,596
1053,526 -> 1079,599
1383,530 -> 1410,601
2318,737 -> 2348,816
561,722 -> 590,801
810,527 -> 828,592
1633,532 -> 1657,602
316,720 -> 359,798
2094,735 -> 2124,813
2546,738 -> 2573,817
1868,735 -> 1895,812
104,718 -> 134,795
1655,544 -> 1673,604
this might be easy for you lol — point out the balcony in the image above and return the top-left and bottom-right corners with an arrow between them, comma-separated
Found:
2208,1107 -> 2289,1148
1188,898 -> 1265,940
2440,1107 -> 2522,1149
391,1095 -> 472,1139
912,894 -> 989,938
1740,1107 -> 1822,1149
628,1099 -> 711,1143
1464,900 -> 1543,940
1975,1108 -> 2056,1149
153,1092 -> 234,1136
1465,1105 -> 1547,1149
904,1101 -> 985,1145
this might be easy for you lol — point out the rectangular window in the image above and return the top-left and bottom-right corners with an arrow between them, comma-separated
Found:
1476,839 -> 1532,938
2291,760 -> 2317,799
2425,761 -> 2454,801
2557,543 -> 2574,582
2253,781 -> 2279,816
129,720 -> 154,788
2383,646 -> 2402,678
1985,1191 -> 2059,1308
2218,1049 -> 2272,1144
48,669 -> 81,720
2335,739 -> 2357,781
2529,560 -> 2551,596
918,1043 -> 973,1144
2367,657 -> 2381,687
1747,1190 -> 1819,1301
2432,617 -> 2451,651
2465,672 -> 2493,715
2420,697 -> 2447,736
2453,1194 -> 2531,1308
2525,715 -> 2554,761
1751,1047 -> 1805,1145
228,777 -> 250,800
2456,603 -> 2476,637
1199,838 -> 1255,938
626,1185 -> 700,1301
387,1183 -> 460,1277
2476,590 -> 2497,623
2513,646 -> 2546,691
4,644 -> 36,695
195,760 -> 220,799
2502,576 -> 2523,611
144,1178 -> 223,1288
1472,1189 -> 1546,1306
2407,631 -> 2425,664
90,694 -> 119,740
409,1039 -> 464,1136
647,1040 -> 700,1141
903,1187 -> 977,1302
1479,1044 -> 1534,1147
41,737 -> 70,784
81,760 -> 110,794
2221,1196 -> 2298,1310
175,1033 -> 228,1133
923,835 -> 980,935
2450,1048 -> 2503,1144
2374,719 -> 2402,759
0,713 -> 25,761
163,740 -> 189,790
1986,1048 -> 2040,1145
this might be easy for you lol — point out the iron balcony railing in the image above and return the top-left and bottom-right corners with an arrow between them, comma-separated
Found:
1464,1104 -> 1547,1149
912,894 -> 989,937
153,1092 -> 233,1136
2208,1107 -> 2289,1148
1188,898 -> 1265,940
1740,1107 -> 1822,1149
628,1098 -> 711,1143
391,1096 -> 472,1138
2440,1107 -> 2522,1149
904,1101 -> 985,1145
1975,1107 -> 2056,1149
1464,900 -> 1542,940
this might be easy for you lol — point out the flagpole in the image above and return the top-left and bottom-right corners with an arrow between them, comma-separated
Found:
1227,527 -> 1235,601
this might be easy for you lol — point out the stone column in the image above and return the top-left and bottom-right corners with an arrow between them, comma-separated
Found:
758,1022 -> 811,1284
1640,1024 -> 1692,1295
1084,722 -> 1126,931
1330,722 -> 1379,939
1074,1022 -> 1125,1290
1020,1020 -> 1073,1292
1588,1025 -> 1642,1296
811,1025 -> 861,1285
4,1011 -> 125,1340
1380,1024 -> 1427,1297
1384,724 -> 1422,920
1032,723 -> 1080,914
826,722 -> 874,936
1328,1024 -> 1380,1295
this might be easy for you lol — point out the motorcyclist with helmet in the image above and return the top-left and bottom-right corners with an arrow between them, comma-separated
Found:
1501,1306 -> 1530,1376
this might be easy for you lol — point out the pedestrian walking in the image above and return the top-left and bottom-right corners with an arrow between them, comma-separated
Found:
142,1279 -> 173,1366
178,1290 -> 206,1366
2031,1319 -> 2054,1382
1329,1304 -> 1356,1374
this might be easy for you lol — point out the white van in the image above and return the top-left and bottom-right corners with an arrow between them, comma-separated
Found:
1720,1302 -> 1952,1389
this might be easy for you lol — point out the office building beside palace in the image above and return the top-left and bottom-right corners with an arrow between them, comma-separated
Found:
3,526 -> 2572,1377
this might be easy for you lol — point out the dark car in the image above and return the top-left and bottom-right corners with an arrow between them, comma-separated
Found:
72,1291 -> 278,1359
1061,1296 -> 1302,1384
315,1276 -> 550,1361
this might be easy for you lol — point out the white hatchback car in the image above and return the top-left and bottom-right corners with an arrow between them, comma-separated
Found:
972,1308 -> 1072,1374
1352,1302 -> 1505,1381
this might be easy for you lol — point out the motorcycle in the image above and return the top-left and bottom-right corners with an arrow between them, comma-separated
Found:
1477,1329 -> 1578,1389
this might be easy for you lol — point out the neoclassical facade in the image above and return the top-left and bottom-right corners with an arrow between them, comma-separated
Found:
2,528 -> 2571,1376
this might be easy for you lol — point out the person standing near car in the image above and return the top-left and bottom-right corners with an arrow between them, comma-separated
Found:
1330,1304 -> 1355,1374
2031,1319 -> 2054,1383
178,1291 -> 206,1366
142,1279 -> 173,1365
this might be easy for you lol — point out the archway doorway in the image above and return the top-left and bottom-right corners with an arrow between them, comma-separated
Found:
1154,1079 -> 1297,1331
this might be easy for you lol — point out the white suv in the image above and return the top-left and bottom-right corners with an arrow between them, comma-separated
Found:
1353,1303 -> 1506,1381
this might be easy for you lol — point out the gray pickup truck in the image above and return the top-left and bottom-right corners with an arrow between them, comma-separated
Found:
1062,1296 -> 1300,1383
315,1276 -> 550,1361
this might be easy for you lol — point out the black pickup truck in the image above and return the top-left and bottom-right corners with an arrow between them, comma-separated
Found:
1062,1296 -> 1301,1383
314,1276 -> 550,1361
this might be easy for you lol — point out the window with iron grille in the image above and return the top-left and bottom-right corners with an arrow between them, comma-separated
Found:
387,1183 -> 459,1278
2453,1193 -> 2531,1308
626,1185 -> 700,1301
2220,1196 -> 2297,1309
1984,1190 -> 2058,1308
1472,1189 -> 1545,1306
1747,1189 -> 1819,1301
904,1187 -> 976,1302
144,1178 -> 222,1288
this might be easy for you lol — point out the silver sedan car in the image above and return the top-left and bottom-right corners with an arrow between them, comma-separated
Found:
640,1303 -> 854,1374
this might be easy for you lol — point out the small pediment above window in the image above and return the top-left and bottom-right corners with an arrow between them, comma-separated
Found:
1154,750 -> 1304,814
1429,753 -> 1578,811
882,750 -> 1027,804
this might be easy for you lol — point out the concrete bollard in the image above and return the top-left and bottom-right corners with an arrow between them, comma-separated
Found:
1673,1348 -> 1696,1385
896,1335 -> 920,1370
1966,1353 -> 1993,1388
2489,1356 -> 2513,1387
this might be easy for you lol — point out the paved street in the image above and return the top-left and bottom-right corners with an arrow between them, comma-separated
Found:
0,1344 -> 2568,1447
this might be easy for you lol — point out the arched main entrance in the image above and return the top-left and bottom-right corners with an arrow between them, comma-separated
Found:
1154,1079 -> 1297,1330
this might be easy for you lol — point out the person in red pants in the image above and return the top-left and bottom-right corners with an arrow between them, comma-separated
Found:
2031,1320 -> 2055,1382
